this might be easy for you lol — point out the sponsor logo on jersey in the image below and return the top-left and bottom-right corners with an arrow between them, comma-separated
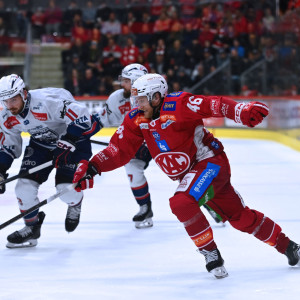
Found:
118,102 -> 131,115
4,116 -> 20,129
24,120 -> 30,125
163,101 -> 176,111
31,110 -> 48,121
189,162 -> 220,201
176,172 -> 197,192
65,108 -> 78,121
191,227 -> 213,248
129,108 -> 139,119
161,119 -> 175,129
74,115 -> 89,125
160,115 -> 176,123
152,131 -> 161,140
152,131 -> 170,152
139,123 -> 149,129
210,98 -> 221,116
154,152 -> 190,177
134,116 -> 149,126
167,92 -> 182,97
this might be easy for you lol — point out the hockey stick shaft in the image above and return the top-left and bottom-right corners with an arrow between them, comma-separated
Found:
91,139 -> 109,146
0,183 -> 76,230
2,161 -> 53,185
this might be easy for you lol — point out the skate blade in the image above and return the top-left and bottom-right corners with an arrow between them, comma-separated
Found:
135,218 -> 153,229
210,266 -> 229,279
6,239 -> 38,249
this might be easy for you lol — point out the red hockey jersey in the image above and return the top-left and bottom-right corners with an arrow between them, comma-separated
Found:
91,92 -> 243,181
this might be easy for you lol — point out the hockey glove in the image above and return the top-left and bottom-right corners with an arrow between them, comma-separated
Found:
53,134 -> 77,168
73,160 -> 99,192
239,101 -> 269,128
0,172 -> 8,194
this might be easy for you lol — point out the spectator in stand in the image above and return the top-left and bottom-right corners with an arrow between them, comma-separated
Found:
262,7 -> 275,33
82,0 -> 96,29
179,0 -> 196,22
231,39 -> 245,58
122,10 -> 136,33
79,68 -> 99,96
101,11 -> 121,37
84,40 -> 102,72
216,47 -> 229,67
120,37 -> 139,67
31,7 -> 45,40
64,68 -> 81,96
202,48 -> 217,75
230,48 -> 245,94
135,11 -> 154,47
168,39 -> 185,73
198,22 -> 216,47
182,22 -> 199,48
44,0 -> 62,36
71,14 -> 89,43
245,33 -> 260,56
60,0 -> 81,37
191,63 -> 205,85
117,25 -> 136,48
167,10 -> 183,45
150,48 -> 168,74
65,53 -> 85,82
153,11 -> 171,40
102,37 -> 122,78
0,15 -> 6,36
176,67 -> 192,89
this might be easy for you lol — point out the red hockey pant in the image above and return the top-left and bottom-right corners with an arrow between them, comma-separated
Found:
169,153 -> 290,254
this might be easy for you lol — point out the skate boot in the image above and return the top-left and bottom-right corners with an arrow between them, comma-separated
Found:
6,211 -> 46,249
65,201 -> 82,232
132,201 -> 153,229
285,240 -> 300,266
199,248 -> 229,279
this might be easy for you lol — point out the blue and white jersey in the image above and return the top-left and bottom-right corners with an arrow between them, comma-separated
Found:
0,87 -> 92,167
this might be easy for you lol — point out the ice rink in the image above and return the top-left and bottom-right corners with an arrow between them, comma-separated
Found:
0,136 -> 300,300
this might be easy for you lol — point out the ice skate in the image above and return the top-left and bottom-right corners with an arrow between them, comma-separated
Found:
6,211 -> 46,249
133,201 -> 153,229
199,248 -> 229,279
285,240 -> 300,266
65,201 -> 82,232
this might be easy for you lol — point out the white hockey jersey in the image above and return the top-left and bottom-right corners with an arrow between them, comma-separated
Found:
98,89 -> 131,127
0,87 -> 92,163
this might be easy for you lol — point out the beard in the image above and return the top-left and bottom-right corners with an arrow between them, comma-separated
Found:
123,89 -> 131,99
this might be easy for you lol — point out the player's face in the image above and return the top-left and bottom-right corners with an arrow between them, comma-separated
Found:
121,78 -> 131,97
3,94 -> 24,115
136,96 -> 153,118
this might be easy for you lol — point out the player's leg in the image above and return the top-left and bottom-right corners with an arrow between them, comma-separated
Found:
125,144 -> 153,229
169,155 -> 232,278
55,138 -> 92,232
7,142 -> 53,248
205,156 -> 300,267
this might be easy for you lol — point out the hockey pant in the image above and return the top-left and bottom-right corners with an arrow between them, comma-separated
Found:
169,153 -> 290,254
15,138 -> 92,225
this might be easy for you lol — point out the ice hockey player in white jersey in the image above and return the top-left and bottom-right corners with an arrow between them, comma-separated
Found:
98,63 -> 153,228
0,74 -> 100,248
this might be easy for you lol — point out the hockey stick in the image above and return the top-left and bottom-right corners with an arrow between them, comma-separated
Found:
91,139 -> 109,146
1,161 -> 53,185
0,183 -> 76,230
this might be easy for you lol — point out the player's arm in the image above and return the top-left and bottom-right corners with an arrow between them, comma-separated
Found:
184,93 -> 269,128
0,127 -> 22,194
73,113 -> 144,191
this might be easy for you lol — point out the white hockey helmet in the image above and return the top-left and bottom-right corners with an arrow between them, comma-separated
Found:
119,63 -> 148,85
131,73 -> 168,107
0,74 -> 26,103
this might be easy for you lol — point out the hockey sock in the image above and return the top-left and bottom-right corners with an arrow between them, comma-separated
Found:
22,208 -> 39,226
131,182 -> 151,206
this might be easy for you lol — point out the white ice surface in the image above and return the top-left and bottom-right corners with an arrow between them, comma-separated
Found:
0,137 -> 300,300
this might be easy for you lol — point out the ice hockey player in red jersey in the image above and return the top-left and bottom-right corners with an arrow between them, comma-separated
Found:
72,73 -> 300,279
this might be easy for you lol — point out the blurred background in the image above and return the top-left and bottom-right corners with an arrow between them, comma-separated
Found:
0,0 -> 299,139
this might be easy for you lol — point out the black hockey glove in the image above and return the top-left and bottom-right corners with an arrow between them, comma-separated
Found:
53,134 -> 78,168
0,172 -> 8,194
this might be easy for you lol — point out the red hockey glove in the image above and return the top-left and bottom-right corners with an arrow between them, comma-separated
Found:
73,160 -> 99,192
239,101 -> 269,128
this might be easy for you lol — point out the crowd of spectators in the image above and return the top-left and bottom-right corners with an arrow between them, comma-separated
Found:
0,0 -> 300,96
